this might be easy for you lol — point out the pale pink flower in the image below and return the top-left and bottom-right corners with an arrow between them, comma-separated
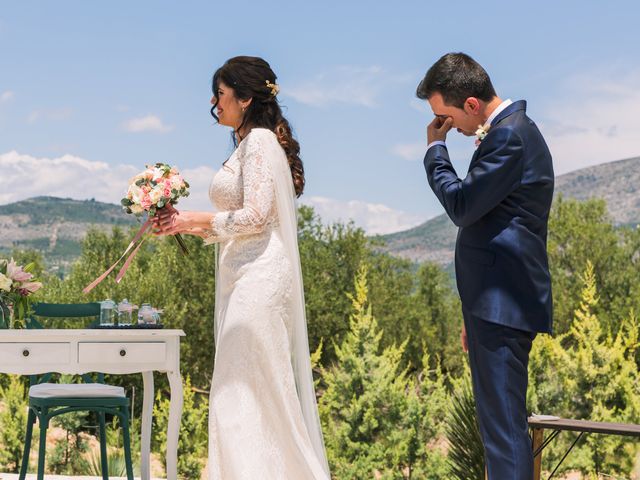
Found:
20,281 -> 42,294
6,259 -> 33,282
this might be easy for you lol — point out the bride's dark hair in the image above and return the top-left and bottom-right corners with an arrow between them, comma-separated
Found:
211,56 -> 305,197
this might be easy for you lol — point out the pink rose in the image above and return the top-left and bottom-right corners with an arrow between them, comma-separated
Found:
140,194 -> 152,209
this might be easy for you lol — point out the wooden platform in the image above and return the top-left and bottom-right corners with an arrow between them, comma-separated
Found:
528,416 -> 640,480
529,417 -> 640,437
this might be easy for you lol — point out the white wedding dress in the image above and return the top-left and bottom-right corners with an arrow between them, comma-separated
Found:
203,128 -> 330,480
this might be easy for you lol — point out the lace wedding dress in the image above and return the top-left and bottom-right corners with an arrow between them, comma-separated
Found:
203,128 -> 330,479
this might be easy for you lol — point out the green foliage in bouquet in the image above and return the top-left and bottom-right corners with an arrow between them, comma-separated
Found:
319,265 -> 448,479
528,260 -> 640,477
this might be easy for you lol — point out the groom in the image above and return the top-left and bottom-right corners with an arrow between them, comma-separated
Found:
417,53 -> 553,479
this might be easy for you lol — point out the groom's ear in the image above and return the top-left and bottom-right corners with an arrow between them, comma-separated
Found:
463,97 -> 481,115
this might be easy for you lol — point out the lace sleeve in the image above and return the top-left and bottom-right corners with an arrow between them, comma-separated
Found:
204,130 -> 276,243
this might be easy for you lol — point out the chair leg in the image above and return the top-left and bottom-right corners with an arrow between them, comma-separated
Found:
120,409 -> 134,480
19,408 -> 36,480
37,411 -> 48,480
99,412 -> 109,480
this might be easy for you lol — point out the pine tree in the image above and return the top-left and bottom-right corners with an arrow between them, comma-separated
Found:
319,265 -> 448,479
528,260 -> 640,476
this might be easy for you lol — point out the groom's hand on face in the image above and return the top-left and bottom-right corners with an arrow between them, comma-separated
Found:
427,116 -> 453,144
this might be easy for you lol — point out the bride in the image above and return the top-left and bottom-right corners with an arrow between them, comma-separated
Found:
153,56 -> 331,479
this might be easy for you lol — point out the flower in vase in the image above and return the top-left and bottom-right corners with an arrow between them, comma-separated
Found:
0,273 -> 12,292
6,258 -> 33,282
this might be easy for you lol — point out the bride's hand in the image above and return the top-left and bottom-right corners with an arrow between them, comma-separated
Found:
152,205 -> 185,235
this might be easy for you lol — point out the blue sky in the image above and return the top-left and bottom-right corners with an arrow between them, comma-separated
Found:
1,1 -> 639,233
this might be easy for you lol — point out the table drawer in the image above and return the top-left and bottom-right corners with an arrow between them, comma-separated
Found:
78,342 -> 166,364
0,342 -> 71,365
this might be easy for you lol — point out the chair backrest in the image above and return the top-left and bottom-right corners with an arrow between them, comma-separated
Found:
27,302 -> 103,385
27,302 -> 101,329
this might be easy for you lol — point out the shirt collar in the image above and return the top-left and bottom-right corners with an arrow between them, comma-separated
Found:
486,98 -> 513,127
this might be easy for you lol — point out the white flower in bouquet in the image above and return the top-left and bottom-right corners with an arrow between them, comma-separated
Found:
0,272 -> 12,291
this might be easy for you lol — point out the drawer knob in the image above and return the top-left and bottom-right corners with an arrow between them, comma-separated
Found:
120,349 -> 127,357
22,349 -> 30,357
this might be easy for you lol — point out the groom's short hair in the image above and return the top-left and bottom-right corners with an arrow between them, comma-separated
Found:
416,53 -> 496,109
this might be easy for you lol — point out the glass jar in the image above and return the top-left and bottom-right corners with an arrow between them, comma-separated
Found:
117,299 -> 133,326
138,303 -> 155,325
100,299 -> 117,326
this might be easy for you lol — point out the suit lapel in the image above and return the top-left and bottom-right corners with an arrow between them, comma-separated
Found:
492,100 -> 526,127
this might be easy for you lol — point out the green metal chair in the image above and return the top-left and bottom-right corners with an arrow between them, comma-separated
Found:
19,302 -> 134,480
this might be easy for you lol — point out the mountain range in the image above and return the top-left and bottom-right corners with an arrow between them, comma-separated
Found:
379,155 -> 640,266
1,155 -> 639,271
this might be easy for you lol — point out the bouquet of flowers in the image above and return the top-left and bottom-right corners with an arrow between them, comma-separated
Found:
83,163 -> 190,294
121,162 -> 190,254
0,259 -> 43,328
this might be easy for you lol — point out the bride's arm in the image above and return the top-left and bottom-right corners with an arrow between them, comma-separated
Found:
153,131 -> 276,243
201,132 -> 276,244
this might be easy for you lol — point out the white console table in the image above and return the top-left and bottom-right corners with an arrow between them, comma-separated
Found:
0,329 -> 186,480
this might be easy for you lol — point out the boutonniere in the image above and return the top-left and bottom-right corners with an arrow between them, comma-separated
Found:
475,123 -> 490,147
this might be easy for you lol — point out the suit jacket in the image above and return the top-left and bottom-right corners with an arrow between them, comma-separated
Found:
424,100 -> 554,333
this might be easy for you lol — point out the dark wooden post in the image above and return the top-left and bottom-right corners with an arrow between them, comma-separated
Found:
532,428 -> 544,480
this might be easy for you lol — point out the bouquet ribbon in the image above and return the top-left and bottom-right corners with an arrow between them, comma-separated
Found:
82,219 -> 152,294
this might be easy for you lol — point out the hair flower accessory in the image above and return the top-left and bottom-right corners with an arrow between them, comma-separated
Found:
475,123 -> 490,147
265,80 -> 279,97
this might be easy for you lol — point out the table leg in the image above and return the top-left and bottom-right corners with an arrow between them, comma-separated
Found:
141,371 -> 154,480
532,428 -> 544,480
166,370 -> 184,480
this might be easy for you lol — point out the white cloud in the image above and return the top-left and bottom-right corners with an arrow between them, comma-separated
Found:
285,65 -> 409,108
0,150 -> 422,235
0,151 -> 137,205
27,107 -> 72,123
0,150 -> 217,213
302,196 -> 426,235
123,115 -> 173,133
391,141 -> 427,161
1,90 -> 14,103
540,68 -> 640,175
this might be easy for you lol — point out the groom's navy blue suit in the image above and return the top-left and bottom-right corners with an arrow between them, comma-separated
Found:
424,100 -> 553,480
